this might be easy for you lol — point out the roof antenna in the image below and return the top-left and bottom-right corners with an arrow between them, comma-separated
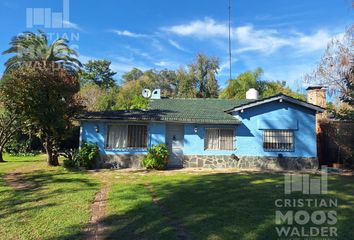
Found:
228,0 -> 232,80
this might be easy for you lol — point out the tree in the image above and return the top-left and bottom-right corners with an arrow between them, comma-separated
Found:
176,68 -> 197,98
0,107 -> 22,162
189,53 -> 220,98
79,83 -> 119,111
80,60 -> 117,88
305,25 -> 353,101
258,80 -> 305,100
220,68 -> 263,99
122,68 -> 143,83
2,30 -> 82,166
114,79 -> 148,110
0,66 -> 82,166
2,30 -> 81,73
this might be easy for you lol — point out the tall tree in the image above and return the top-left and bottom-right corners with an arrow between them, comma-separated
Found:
220,68 -> 263,99
189,53 -> 220,98
122,68 -> 144,83
176,68 -> 197,98
2,30 -> 81,73
305,25 -> 353,100
80,60 -> 117,88
2,30 -> 82,166
1,67 -> 82,166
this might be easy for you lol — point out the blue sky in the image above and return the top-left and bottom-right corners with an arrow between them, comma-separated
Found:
0,0 -> 352,90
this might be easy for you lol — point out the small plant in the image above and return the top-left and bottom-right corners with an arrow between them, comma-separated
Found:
62,142 -> 99,169
142,144 -> 169,170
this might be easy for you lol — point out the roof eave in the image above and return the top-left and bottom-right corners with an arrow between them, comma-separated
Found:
225,94 -> 325,113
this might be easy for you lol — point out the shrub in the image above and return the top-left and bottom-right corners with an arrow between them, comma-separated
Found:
62,142 -> 99,169
142,144 -> 169,170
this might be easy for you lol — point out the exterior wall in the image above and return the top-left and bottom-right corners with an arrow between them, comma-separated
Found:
183,155 -> 318,170
233,101 -> 317,158
80,100 -> 318,169
81,121 -> 166,168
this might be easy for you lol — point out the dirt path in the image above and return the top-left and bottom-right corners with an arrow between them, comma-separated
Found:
82,184 -> 110,240
144,182 -> 189,240
3,172 -> 36,190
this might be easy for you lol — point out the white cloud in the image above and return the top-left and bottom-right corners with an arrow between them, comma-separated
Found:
163,18 -> 338,55
111,30 -> 148,38
62,20 -> 82,31
168,39 -> 187,51
163,18 -> 228,38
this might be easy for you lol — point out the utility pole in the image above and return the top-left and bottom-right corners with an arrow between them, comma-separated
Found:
228,0 -> 232,80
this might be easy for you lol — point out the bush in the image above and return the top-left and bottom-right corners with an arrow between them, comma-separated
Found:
142,144 -> 169,170
62,142 -> 99,169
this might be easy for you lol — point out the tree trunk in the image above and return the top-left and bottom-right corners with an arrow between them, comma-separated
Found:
0,147 -> 4,162
44,138 -> 59,166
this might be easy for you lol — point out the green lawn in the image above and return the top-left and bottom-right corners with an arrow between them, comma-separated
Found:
104,171 -> 354,240
1,155 -> 353,240
0,154 -> 100,240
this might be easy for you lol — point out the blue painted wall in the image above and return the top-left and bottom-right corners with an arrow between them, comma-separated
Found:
81,121 -> 166,155
233,101 -> 317,157
81,100 -> 317,158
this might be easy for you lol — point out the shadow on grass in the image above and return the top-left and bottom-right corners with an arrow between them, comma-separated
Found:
12,170 -> 354,240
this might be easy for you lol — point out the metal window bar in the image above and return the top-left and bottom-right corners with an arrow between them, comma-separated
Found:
263,130 -> 293,151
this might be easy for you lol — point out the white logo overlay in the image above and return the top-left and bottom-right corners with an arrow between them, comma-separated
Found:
26,0 -> 70,29
275,166 -> 338,240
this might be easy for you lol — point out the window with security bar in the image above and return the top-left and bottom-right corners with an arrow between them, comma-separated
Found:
263,130 -> 294,151
205,128 -> 234,150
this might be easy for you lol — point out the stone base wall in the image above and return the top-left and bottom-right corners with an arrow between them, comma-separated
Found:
183,155 -> 318,170
99,154 -> 144,169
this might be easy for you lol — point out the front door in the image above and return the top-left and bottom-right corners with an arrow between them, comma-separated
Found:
166,124 -> 184,167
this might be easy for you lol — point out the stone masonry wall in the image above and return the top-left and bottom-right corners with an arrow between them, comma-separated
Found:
99,154 -> 318,170
183,155 -> 318,170
99,154 -> 143,169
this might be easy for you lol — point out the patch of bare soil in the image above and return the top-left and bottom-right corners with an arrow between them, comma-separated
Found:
3,172 -> 36,190
82,184 -> 109,240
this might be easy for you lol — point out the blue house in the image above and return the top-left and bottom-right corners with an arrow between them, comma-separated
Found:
79,91 -> 324,170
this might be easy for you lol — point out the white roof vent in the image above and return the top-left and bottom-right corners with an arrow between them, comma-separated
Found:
151,89 -> 161,99
246,88 -> 259,100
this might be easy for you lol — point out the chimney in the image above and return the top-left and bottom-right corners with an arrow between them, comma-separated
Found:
306,85 -> 326,109
306,85 -> 326,164
246,88 -> 259,100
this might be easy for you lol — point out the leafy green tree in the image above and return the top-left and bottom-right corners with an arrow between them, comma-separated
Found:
258,80 -> 305,100
79,83 -> 119,111
176,68 -> 197,98
2,30 -> 81,73
122,67 -> 143,83
0,67 -> 82,166
158,69 -> 178,97
80,60 -> 116,88
114,79 -> 148,110
0,106 -> 22,162
220,68 -> 263,99
189,53 -> 220,98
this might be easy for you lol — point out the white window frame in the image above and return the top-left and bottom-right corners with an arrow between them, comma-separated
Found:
263,129 -> 294,152
204,128 -> 235,151
105,124 -> 148,150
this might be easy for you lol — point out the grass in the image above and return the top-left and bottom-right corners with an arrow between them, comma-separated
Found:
0,154 -> 100,240
1,155 -> 353,240
103,171 -> 354,240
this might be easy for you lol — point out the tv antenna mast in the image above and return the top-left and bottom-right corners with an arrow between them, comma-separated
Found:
228,0 -> 232,80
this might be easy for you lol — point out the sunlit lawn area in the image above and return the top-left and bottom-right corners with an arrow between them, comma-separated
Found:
104,171 -> 354,240
1,155 -> 354,240
0,154 -> 100,240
